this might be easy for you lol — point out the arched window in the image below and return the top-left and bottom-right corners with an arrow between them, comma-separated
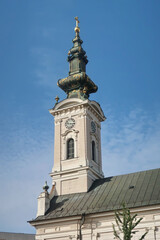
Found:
92,141 -> 96,161
67,138 -> 74,159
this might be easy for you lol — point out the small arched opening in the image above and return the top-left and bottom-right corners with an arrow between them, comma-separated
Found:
92,140 -> 96,162
67,138 -> 74,159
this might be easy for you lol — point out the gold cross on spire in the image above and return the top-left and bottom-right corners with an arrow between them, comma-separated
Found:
74,16 -> 80,34
75,16 -> 80,27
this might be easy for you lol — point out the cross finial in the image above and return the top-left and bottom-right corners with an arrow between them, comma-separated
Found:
75,16 -> 80,27
74,16 -> 80,35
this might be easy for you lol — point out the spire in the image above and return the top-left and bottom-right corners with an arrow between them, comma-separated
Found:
57,17 -> 98,100
67,17 -> 88,75
68,17 -> 88,75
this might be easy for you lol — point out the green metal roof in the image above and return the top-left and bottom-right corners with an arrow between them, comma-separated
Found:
33,168 -> 160,222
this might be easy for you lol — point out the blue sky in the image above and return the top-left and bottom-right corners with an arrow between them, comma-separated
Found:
0,0 -> 160,234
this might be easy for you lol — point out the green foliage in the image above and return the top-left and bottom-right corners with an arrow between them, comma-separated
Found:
112,204 -> 148,240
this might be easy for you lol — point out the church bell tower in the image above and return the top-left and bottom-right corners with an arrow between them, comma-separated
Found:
49,17 -> 106,196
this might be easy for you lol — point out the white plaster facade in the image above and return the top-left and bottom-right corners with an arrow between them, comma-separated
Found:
31,205 -> 160,240
49,98 -> 106,196
32,97 -> 160,240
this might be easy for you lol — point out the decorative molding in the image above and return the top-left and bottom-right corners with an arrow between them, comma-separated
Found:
62,129 -> 79,137
55,119 -> 63,124
50,99 -> 106,122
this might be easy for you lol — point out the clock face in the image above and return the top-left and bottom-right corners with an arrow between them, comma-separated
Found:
65,118 -> 75,129
91,121 -> 96,133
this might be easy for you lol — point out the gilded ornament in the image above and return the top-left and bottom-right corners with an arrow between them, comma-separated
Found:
55,96 -> 59,103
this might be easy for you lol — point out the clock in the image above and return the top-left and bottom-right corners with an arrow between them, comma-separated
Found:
65,118 -> 75,129
91,121 -> 96,133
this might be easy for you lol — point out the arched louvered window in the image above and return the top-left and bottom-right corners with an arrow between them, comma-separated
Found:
92,141 -> 96,161
67,138 -> 74,159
